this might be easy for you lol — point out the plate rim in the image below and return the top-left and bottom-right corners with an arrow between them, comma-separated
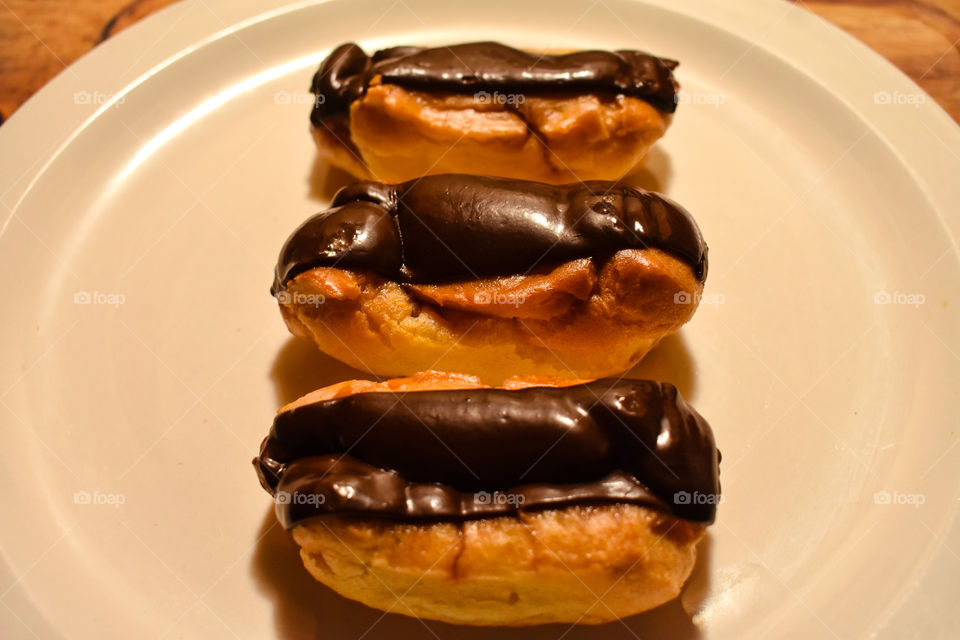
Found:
1,0 -> 958,637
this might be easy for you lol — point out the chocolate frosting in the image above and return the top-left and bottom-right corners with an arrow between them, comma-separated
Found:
271,174 -> 707,294
254,380 -> 720,528
310,41 -> 679,125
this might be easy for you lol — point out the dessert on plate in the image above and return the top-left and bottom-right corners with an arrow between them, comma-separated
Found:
271,174 -> 708,382
310,41 -> 679,183
254,371 -> 720,625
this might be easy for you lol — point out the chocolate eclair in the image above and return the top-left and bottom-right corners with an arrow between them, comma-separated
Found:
310,41 -> 679,183
272,174 -> 708,382
254,371 -> 720,626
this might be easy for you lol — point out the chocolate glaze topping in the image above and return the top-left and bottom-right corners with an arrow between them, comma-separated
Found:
271,174 -> 707,294
310,41 -> 679,125
254,380 -> 720,528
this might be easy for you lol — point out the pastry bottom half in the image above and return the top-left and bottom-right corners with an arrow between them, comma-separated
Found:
292,503 -> 703,626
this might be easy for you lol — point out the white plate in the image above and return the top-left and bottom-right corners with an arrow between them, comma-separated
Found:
1,0 -> 959,637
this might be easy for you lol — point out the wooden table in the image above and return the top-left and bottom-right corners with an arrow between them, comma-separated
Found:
1,0 -> 958,123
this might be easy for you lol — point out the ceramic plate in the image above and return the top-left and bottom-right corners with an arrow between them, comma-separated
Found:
1,0 -> 958,637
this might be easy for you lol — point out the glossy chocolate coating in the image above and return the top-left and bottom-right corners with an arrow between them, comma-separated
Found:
254,380 -> 720,528
310,41 -> 679,124
271,174 -> 707,294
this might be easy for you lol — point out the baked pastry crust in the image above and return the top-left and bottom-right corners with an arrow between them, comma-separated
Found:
293,503 -> 703,626
277,248 -> 702,382
314,82 -> 672,183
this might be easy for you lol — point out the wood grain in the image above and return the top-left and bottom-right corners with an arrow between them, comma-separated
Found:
0,0 -> 958,123
791,0 -> 960,119
0,0 -> 176,122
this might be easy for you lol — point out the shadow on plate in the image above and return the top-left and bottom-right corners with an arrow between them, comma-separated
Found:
306,143 -> 674,203
625,332 -> 697,401
270,337 -> 374,406
308,155 -> 356,203
270,329 -> 696,407
620,146 -> 672,193
252,508 -> 708,640
270,332 -> 696,407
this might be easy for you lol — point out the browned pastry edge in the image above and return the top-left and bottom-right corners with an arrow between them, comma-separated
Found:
276,248 -> 702,382
293,503 -> 703,625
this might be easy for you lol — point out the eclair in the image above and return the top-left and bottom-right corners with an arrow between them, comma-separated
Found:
311,42 -> 679,183
253,371 -> 720,626
271,174 -> 708,382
